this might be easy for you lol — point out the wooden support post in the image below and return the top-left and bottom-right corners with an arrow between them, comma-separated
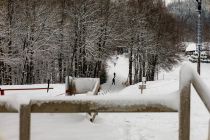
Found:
20,104 -> 31,140
208,118 -> 210,140
179,83 -> 191,140
47,79 -> 50,93
0,88 -> 4,96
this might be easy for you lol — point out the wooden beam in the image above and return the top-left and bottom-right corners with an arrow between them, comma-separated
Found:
0,104 -> 17,112
30,100 -> 177,113
208,119 -> 210,140
2,87 -> 53,91
20,104 -> 31,140
179,82 -> 191,140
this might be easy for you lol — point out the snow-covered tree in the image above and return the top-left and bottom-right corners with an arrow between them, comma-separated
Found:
0,0 -> 183,85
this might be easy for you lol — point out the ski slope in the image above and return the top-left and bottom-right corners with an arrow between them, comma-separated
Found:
0,55 -> 210,140
99,54 -> 129,95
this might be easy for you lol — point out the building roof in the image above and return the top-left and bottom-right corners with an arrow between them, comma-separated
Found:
184,42 -> 209,52
185,42 -> 196,52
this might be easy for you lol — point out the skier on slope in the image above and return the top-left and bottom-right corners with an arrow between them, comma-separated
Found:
112,77 -> 115,85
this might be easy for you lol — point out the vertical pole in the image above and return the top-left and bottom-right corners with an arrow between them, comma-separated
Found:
129,46 -> 133,85
0,89 -> 4,96
197,13 -> 201,75
156,65 -> 158,80
197,0 -> 202,75
141,83 -> 143,94
65,76 -> 70,95
47,79 -> 50,93
179,82 -> 191,140
208,118 -> 210,140
20,104 -> 31,140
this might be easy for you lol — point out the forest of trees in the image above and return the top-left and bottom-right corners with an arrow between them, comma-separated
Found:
0,0 -> 182,85
168,0 -> 210,42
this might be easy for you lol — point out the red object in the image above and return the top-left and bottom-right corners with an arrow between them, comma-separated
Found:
0,87 -> 53,96
0,88 -> 4,96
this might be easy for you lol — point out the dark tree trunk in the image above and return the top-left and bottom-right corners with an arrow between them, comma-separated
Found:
5,0 -> 14,85
134,53 -> 138,84
150,55 -> 158,81
93,62 -> 98,78
58,0 -> 65,82
146,55 -> 157,81
82,47 -> 87,77
142,51 -> 146,81
129,46 -> 133,85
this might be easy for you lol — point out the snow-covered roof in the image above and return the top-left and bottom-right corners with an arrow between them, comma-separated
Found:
185,42 -> 196,52
184,42 -> 208,52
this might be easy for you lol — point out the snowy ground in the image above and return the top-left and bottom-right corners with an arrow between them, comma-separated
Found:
0,54 -> 210,140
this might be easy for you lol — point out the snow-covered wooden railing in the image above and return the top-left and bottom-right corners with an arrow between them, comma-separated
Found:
19,94 -> 178,140
0,87 -> 53,96
0,97 -> 18,112
65,77 -> 100,95
2,63 -> 210,140
29,96 -> 178,113
179,63 -> 210,140
0,103 -> 17,112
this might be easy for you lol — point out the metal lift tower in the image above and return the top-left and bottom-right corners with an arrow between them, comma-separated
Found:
196,0 -> 202,75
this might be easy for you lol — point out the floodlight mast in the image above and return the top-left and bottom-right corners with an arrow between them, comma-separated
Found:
196,0 -> 202,75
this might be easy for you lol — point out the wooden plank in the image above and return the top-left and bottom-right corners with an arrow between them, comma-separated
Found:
30,100 -> 177,113
20,104 -> 31,140
2,88 -> 53,91
179,82 -> 191,140
192,78 -> 210,112
208,119 -> 210,140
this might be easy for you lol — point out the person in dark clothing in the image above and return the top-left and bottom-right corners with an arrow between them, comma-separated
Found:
112,77 -> 115,85
114,72 -> 116,78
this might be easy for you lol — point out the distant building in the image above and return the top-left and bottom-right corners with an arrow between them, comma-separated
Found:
184,42 -> 209,56
185,42 -> 196,55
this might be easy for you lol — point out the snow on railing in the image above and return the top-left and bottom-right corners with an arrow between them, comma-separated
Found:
0,97 -> 18,112
29,94 -> 178,113
16,91 -> 179,140
179,63 -> 210,140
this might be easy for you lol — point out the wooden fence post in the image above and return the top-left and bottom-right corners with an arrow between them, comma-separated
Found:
208,119 -> 210,140
20,104 -> 31,140
179,82 -> 191,140
0,88 -> 4,96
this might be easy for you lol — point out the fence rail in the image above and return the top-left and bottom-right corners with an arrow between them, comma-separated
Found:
0,63 -> 210,140
179,63 -> 210,140
0,87 -> 53,95
20,98 -> 178,140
